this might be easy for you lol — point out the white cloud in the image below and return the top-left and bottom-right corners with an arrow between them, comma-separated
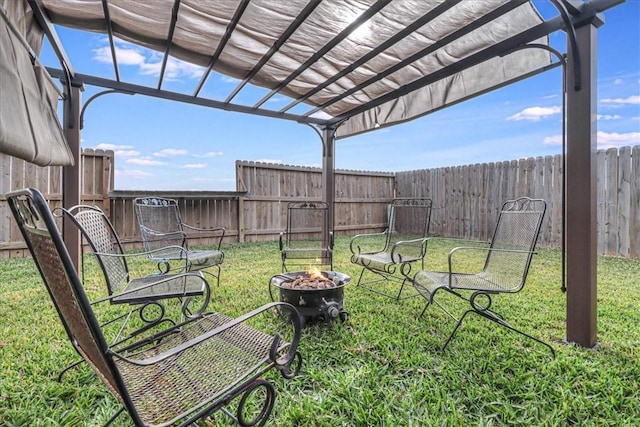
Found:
113,150 -> 140,157
600,95 -> 640,105
597,114 -> 622,121
182,163 -> 206,169
93,45 -> 145,66
543,135 -> 562,145
267,96 -> 288,104
93,39 -> 204,80
154,148 -> 188,157
220,75 -> 240,84
91,143 -> 139,157
543,131 -> 640,148
614,78 -> 624,85
507,106 -> 561,121
126,157 -> 166,166
597,131 -> 640,148
116,169 -> 154,178
93,143 -> 132,150
194,151 -> 224,158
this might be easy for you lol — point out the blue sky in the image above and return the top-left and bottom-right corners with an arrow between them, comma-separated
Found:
40,1 -> 640,192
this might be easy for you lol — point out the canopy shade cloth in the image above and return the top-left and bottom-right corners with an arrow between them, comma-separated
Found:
0,5 -> 73,166
34,0 -> 557,139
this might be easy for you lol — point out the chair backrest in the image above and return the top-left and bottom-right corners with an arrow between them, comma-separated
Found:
283,201 -> 330,249
281,201 -> 333,270
134,197 -> 187,253
385,198 -> 432,255
482,197 -> 546,292
64,205 -> 130,296
7,189 -> 126,402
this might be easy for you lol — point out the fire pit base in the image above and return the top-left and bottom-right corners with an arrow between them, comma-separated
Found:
269,271 -> 351,327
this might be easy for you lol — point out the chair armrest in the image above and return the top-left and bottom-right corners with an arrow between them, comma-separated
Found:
181,223 -> 226,249
110,302 -> 302,368
139,225 -> 186,240
94,245 -> 191,260
349,231 -> 387,255
389,237 -> 429,263
181,223 -> 225,233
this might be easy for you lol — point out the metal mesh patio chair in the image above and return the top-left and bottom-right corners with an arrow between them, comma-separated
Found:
7,188 -> 303,427
409,197 -> 555,356
350,198 -> 432,300
64,204 -> 212,322
279,201 -> 333,272
52,203 -> 215,380
134,197 -> 225,285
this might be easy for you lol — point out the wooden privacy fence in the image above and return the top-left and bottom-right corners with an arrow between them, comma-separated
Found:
396,145 -> 640,258
1,146 -> 638,258
0,148 -> 113,257
236,160 -> 395,240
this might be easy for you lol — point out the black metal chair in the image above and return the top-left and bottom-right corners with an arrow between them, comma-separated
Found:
134,197 -> 225,285
65,204 -> 212,322
53,203 -> 215,380
279,201 -> 333,272
409,197 -> 555,356
350,198 -> 432,300
8,188 -> 303,427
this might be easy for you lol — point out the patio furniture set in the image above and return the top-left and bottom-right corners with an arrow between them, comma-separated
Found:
7,187 -> 552,426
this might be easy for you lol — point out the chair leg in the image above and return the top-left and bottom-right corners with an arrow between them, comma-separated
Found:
200,266 -> 221,287
57,359 -> 85,381
416,286 -> 459,321
355,268 -> 366,287
441,308 -> 475,352
441,308 -> 556,357
103,407 -> 125,426
476,310 -> 556,357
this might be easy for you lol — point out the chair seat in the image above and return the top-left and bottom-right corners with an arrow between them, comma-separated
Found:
113,274 -> 207,304
150,247 -> 224,269
413,270 -> 510,300
350,252 -> 395,271
116,312 -> 278,426
186,249 -> 224,269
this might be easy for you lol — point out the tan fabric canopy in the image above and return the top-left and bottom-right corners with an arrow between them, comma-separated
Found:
37,0 -> 552,139
0,3 -> 73,166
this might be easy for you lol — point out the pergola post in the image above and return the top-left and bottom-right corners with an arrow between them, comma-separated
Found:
62,83 -> 83,272
565,20 -> 601,347
321,125 -> 337,266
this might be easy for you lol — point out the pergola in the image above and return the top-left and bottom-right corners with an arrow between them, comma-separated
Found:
0,0 -> 626,348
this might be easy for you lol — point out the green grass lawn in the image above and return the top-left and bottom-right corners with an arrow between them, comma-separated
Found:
1,237 -> 639,426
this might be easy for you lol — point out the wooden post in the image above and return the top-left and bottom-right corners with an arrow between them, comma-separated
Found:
238,196 -> 245,243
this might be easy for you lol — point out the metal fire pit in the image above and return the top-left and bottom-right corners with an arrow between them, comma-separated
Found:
269,271 -> 350,327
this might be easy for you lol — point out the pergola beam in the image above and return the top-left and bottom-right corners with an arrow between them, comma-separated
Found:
47,68 -> 330,126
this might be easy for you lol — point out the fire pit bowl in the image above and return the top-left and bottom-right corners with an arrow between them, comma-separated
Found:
269,271 -> 351,327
